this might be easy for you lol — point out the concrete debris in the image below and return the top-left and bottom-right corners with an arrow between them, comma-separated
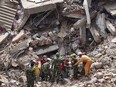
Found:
91,62 -> 102,69
10,40 -> 29,57
94,53 -> 102,58
11,59 -> 19,67
0,3 -> 17,31
96,13 -> 107,39
35,44 -> 59,55
0,0 -> 116,87
19,76 -> 27,83
14,12 -> 30,31
106,20 -> 116,35
89,25 -> 101,43
80,26 -> 86,45
0,32 -> 9,44
0,75 -> 8,83
21,0 -> 64,14
104,2 -> 116,16
12,30 -> 25,42
111,37 -> 116,43
73,11 -> 96,29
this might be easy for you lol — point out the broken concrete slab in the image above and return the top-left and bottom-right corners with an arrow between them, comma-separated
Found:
73,11 -> 97,29
104,2 -> 116,16
0,32 -> 9,44
10,40 -> 29,56
21,0 -> 64,14
12,30 -> 25,42
111,37 -> 116,43
35,44 -> 58,55
96,13 -> 107,39
89,25 -> 101,43
73,16 -> 86,29
0,75 -> 8,84
106,20 -> 116,35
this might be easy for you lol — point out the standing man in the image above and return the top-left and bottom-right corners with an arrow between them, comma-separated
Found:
73,52 -> 93,76
34,61 -> 41,82
26,61 -> 35,87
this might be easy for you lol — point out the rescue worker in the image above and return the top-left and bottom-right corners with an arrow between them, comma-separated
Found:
70,53 -> 79,79
64,57 -> 70,77
73,52 -> 93,76
60,61 -> 66,81
34,61 -> 41,82
26,61 -> 35,87
42,58 -> 51,81
71,53 -> 77,59
68,58 -> 74,80
51,53 -> 61,83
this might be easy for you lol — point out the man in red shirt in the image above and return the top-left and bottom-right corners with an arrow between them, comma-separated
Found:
60,61 -> 66,81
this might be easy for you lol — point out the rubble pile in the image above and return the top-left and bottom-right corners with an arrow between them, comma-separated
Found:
0,0 -> 116,87
79,34 -> 116,87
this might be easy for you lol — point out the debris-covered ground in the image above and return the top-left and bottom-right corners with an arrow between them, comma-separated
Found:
0,0 -> 116,87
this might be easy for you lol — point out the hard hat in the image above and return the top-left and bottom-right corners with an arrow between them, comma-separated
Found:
71,53 -> 77,57
78,52 -> 82,55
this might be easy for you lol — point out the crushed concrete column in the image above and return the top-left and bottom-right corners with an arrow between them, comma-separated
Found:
87,0 -> 92,8
80,26 -> 86,45
83,0 -> 91,24
96,13 -> 107,39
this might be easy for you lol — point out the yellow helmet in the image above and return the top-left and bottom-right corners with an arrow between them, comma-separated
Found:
71,53 -> 77,57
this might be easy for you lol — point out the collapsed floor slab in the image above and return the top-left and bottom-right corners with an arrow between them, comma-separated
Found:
21,0 -> 64,14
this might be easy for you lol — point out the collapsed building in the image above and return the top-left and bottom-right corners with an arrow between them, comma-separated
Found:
0,0 -> 116,87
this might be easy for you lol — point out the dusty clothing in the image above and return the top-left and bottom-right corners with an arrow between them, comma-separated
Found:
74,55 -> 92,75
26,68 -> 35,87
34,65 -> 40,76
41,58 -> 46,65
60,63 -> 65,71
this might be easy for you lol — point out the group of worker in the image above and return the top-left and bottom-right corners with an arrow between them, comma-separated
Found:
26,52 -> 93,87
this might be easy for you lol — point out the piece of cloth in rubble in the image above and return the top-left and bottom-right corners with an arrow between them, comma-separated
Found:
74,55 -> 92,75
